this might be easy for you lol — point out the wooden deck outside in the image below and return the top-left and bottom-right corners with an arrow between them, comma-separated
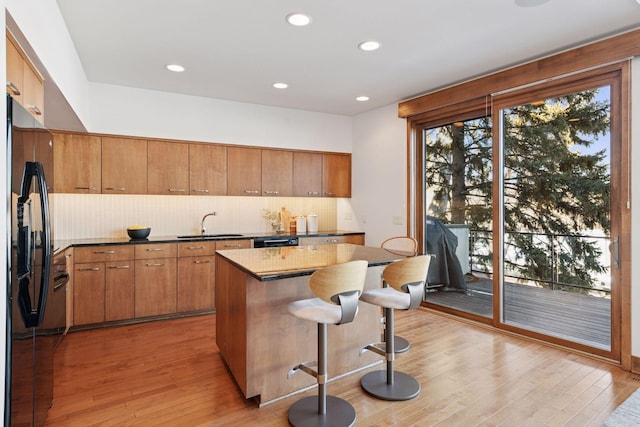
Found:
424,277 -> 611,348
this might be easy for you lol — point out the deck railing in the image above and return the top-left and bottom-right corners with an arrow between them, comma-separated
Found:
467,229 -> 611,296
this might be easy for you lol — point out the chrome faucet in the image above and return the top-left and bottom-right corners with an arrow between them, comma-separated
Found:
200,212 -> 217,235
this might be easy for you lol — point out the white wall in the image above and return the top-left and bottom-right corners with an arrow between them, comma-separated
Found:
88,83 -> 352,152
351,103 -> 408,247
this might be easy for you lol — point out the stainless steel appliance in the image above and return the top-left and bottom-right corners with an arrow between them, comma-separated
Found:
253,236 -> 299,248
6,95 -> 65,426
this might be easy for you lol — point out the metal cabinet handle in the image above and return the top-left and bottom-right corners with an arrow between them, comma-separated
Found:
146,248 -> 165,252
94,250 -> 116,254
25,104 -> 42,115
222,244 -> 242,248
168,188 -> 186,192
307,191 -> 320,196
187,246 -> 205,250
6,81 -> 21,95
244,190 -> 260,194
105,187 -> 126,191
326,239 -> 338,243
78,267 -> 100,271
145,263 -> 164,267
75,186 -> 97,191
194,260 -> 211,264
107,265 -> 130,269
192,189 -> 209,193
263,190 -> 279,195
324,192 -> 336,196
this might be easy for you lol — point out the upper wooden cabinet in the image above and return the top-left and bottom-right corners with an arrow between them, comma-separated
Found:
102,136 -> 148,194
293,152 -> 322,197
147,140 -> 189,195
6,36 -> 23,105
227,146 -> 261,196
322,153 -> 351,198
189,143 -> 227,196
261,149 -> 292,197
51,130 -> 352,198
53,132 -> 102,193
6,34 -> 44,123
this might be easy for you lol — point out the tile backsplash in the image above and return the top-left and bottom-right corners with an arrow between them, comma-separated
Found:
51,194 -> 337,240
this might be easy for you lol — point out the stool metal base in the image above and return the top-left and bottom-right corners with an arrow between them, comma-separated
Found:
360,370 -> 420,401
288,395 -> 356,427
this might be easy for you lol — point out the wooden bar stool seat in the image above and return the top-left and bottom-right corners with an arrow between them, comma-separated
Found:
359,255 -> 430,401
286,260 -> 369,427
380,236 -> 419,353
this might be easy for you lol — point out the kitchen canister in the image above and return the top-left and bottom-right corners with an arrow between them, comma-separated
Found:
296,216 -> 307,233
307,213 -> 318,233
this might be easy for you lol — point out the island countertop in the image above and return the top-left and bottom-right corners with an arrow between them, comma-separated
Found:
216,243 -> 403,281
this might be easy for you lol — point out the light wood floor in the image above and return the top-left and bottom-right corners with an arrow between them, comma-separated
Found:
45,309 -> 639,426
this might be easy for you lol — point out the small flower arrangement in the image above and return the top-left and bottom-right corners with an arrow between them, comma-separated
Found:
262,209 -> 279,222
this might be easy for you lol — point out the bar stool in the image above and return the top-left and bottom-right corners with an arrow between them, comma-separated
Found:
359,255 -> 431,401
286,260 -> 369,427
380,236 -> 418,353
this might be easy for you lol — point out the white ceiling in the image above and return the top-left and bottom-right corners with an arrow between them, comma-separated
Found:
55,0 -> 640,117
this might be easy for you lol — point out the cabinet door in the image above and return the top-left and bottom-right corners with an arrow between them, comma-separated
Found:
147,140 -> 189,195
262,149 -> 293,197
293,152 -> 322,197
134,258 -> 177,317
105,260 -> 135,321
22,62 -> 44,122
322,153 -> 351,197
6,36 -> 23,104
189,144 -> 227,195
73,262 -> 105,325
177,255 -> 215,312
227,147 -> 261,196
102,137 -> 148,194
53,132 -> 102,193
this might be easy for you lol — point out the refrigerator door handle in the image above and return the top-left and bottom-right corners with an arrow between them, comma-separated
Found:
17,161 -> 52,328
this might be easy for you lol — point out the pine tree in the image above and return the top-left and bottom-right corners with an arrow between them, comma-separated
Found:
425,88 -> 610,292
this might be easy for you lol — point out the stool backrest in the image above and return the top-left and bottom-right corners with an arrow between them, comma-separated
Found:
310,260 -> 368,304
382,255 -> 431,292
381,236 -> 418,257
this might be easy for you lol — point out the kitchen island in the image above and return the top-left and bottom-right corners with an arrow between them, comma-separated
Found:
215,243 -> 406,405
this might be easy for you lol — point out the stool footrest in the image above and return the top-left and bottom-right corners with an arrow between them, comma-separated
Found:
360,343 -> 386,357
288,361 -> 318,379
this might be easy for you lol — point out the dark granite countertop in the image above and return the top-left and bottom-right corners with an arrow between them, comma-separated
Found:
53,230 -> 364,254
216,243 -> 404,281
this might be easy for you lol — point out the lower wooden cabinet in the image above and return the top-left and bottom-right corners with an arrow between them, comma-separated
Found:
73,262 -> 105,325
105,260 -> 135,321
177,241 -> 216,312
135,258 -> 177,317
134,243 -> 178,317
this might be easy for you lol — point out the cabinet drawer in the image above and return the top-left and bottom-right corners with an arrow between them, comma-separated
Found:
135,243 -> 177,259
74,245 -> 134,263
215,239 -> 252,250
178,241 -> 216,257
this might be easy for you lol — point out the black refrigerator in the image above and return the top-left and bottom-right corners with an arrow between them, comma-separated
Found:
5,95 -> 66,426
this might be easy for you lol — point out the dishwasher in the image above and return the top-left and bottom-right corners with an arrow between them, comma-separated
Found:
253,236 -> 299,248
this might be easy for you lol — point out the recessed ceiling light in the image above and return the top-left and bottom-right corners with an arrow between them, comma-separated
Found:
273,82 -> 288,89
165,64 -> 185,72
286,13 -> 312,26
358,41 -> 380,52
356,96 -> 369,102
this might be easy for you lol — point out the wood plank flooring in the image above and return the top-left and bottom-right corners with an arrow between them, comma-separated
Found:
44,309 -> 638,426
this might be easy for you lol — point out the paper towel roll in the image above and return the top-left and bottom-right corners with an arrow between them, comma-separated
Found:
307,213 -> 318,233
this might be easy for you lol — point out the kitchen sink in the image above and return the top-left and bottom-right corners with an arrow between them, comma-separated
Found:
177,234 -> 244,239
